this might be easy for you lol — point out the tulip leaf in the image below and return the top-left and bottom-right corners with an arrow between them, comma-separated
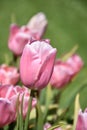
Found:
43,84 -> 53,121
61,44 -> 78,61
47,122 -> 66,130
73,93 -> 80,130
4,125 -> 9,130
11,13 -> 16,23
59,68 -> 87,119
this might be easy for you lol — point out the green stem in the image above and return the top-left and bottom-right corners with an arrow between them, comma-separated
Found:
24,90 -> 33,130
14,94 -> 20,130
19,94 -> 24,130
36,99 -> 43,130
33,90 -> 43,130
43,84 -> 52,122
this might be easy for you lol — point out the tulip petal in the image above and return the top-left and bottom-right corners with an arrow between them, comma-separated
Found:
20,40 -> 57,89
20,44 -> 42,87
27,12 -> 48,38
10,24 -> 19,35
0,99 -> 16,127
35,49 -> 57,89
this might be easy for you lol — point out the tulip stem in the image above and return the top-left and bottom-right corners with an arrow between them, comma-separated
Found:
24,89 -> 35,130
14,94 -> 20,130
33,90 -> 43,130
13,54 -> 17,63
10,54 -> 18,66
19,94 -> 24,130
36,99 -> 43,130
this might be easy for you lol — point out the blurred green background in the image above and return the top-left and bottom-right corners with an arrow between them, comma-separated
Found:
0,0 -> 87,118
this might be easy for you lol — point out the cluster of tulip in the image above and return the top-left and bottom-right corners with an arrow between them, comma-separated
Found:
0,12 -> 85,130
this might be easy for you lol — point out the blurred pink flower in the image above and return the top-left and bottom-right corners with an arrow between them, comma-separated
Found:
76,109 -> 87,130
20,40 -> 57,89
44,122 -> 62,130
8,12 -> 48,56
14,85 -> 37,118
66,54 -> 84,75
50,54 -> 83,89
0,85 -> 37,127
0,64 -> 19,85
50,60 -> 74,88
27,12 -> 48,39
8,24 -> 35,55
0,85 -> 17,127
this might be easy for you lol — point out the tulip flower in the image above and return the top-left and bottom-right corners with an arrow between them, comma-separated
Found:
50,54 -> 83,89
14,85 -> 37,118
20,40 -> 57,89
8,12 -> 48,56
0,85 -> 37,127
0,64 -> 19,85
66,54 -> 84,75
8,24 -> 34,56
0,85 -> 17,127
76,109 -> 87,130
50,60 -> 74,88
27,12 -> 48,39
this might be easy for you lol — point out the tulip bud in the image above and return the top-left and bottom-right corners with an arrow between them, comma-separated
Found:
0,85 -> 37,127
8,24 -> 32,56
20,40 -> 57,89
66,54 -> 84,75
0,85 -> 17,127
0,64 -> 19,85
50,60 -> 74,88
50,54 -> 83,89
27,12 -> 48,39
76,109 -> 87,130
8,13 -> 48,56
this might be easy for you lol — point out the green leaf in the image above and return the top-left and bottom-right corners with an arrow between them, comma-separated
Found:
11,13 -> 16,23
43,84 -> 53,121
59,68 -> 87,109
61,44 -> 78,61
47,122 -> 66,130
73,94 -> 80,130
4,125 -> 9,130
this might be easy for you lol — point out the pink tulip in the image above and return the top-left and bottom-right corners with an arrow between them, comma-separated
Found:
8,12 -> 48,56
0,64 -> 19,85
8,24 -> 35,55
14,85 -> 37,118
66,54 -> 84,75
50,60 -> 74,88
0,85 -> 17,127
27,12 -> 48,39
0,85 -> 37,127
20,40 -> 57,89
50,54 -> 83,89
76,109 -> 87,130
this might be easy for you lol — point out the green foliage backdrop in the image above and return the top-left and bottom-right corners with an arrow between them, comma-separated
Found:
0,0 -> 87,118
